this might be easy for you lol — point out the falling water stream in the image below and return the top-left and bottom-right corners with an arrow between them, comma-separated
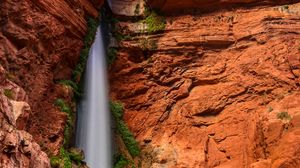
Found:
75,26 -> 112,168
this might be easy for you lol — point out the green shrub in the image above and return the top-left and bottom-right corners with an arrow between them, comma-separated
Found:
60,148 -> 72,168
3,89 -> 14,99
69,153 -> 83,165
50,156 -> 61,168
55,99 -> 71,114
277,111 -> 292,120
141,11 -> 166,33
110,101 -> 124,119
50,148 -> 85,168
110,101 -> 140,157
114,154 -> 129,168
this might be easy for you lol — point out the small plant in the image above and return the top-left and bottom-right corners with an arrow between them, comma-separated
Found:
50,148 -> 85,168
54,99 -> 73,146
50,156 -> 61,168
55,99 -> 71,114
283,5 -> 289,10
139,38 -> 157,51
277,111 -> 292,121
141,11 -> 166,34
58,80 -> 81,97
3,89 -> 14,99
110,101 -> 140,157
268,106 -> 273,112
114,154 -> 130,168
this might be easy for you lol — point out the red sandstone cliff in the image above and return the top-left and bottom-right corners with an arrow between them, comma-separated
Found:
0,0 -> 102,166
1,0 -> 300,167
109,1 -> 300,168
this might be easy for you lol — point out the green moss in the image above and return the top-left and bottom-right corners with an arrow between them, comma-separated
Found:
110,101 -> 140,157
50,156 -> 61,168
72,17 -> 99,81
50,148 -> 84,168
69,152 -> 84,165
3,89 -> 14,99
54,99 -> 73,147
141,11 -> 166,34
58,80 -> 81,97
55,99 -> 71,114
114,154 -> 130,168
108,48 -> 118,65
277,111 -> 292,121
51,15 -> 99,168
111,101 -> 123,119
60,148 -> 72,168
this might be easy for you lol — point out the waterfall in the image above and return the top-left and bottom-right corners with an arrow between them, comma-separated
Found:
75,27 -> 112,168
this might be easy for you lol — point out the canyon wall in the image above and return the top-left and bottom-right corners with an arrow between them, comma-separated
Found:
1,0 -> 300,167
109,1 -> 300,168
0,0 -> 102,166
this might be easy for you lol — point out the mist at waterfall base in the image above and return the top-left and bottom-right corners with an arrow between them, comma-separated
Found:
75,27 -> 112,168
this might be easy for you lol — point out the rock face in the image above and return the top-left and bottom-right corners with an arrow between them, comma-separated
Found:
0,0 -> 102,165
0,66 -> 50,167
148,0 -> 299,13
110,2 -> 300,168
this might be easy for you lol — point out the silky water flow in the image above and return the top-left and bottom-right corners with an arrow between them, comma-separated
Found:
76,26 -> 112,168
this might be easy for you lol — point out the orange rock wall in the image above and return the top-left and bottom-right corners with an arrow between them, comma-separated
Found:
110,2 -> 300,167
149,0 -> 300,13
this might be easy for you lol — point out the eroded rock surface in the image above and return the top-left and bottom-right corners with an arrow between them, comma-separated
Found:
0,66 -> 50,167
0,0 -> 102,162
148,0 -> 299,13
110,2 -> 300,167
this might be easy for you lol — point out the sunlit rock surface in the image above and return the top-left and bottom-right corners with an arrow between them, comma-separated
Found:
110,2 -> 300,167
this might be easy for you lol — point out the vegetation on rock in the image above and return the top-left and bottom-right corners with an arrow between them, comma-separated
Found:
113,154 -> 130,168
50,148 -> 84,168
277,111 -> 292,121
73,17 -> 99,81
141,10 -> 166,33
110,101 -> 140,157
3,89 -> 14,99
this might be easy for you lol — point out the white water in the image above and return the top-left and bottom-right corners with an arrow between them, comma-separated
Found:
76,27 -> 112,168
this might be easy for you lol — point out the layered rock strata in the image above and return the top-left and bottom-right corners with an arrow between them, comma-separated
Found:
110,2 -> 300,167
0,0 -> 102,164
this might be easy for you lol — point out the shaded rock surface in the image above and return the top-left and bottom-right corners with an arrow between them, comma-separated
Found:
148,0 -> 300,13
0,0 -> 102,165
110,2 -> 300,168
0,65 -> 50,167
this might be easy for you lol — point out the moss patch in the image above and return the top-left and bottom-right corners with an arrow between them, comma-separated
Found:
110,101 -> 140,157
277,111 -> 292,121
72,18 -> 99,81
3,89 -> 14,99
141,11 -> 166,34
113,154 -> 130,168
50,148 -> 84,168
